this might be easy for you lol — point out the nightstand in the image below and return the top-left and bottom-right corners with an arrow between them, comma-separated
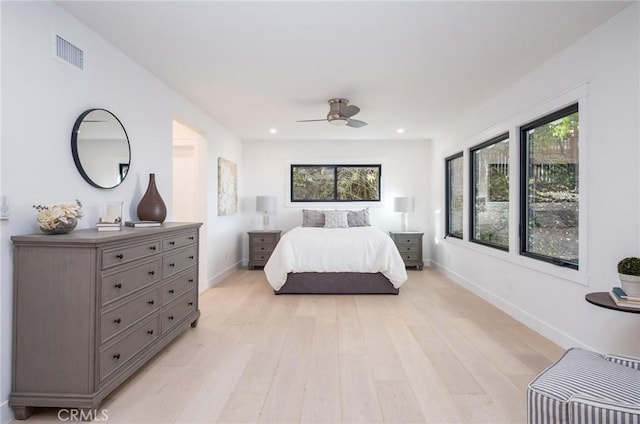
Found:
247,230 -> 281,269
389,231 -> 424,270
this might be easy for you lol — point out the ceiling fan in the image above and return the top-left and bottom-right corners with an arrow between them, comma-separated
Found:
297,98 -> 368,128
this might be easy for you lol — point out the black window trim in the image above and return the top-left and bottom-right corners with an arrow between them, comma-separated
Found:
445,152 -> 464,239
519,103 -> 579,269
469,132 -> 510,251
290,163 -> 382,202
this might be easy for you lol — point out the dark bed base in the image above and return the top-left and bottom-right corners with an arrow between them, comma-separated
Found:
274,272 -> 399,295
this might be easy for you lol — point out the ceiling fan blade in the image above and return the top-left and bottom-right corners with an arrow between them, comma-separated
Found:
346,119 -> 368,128
296,119 -> 327,122
343,105 -> 360,118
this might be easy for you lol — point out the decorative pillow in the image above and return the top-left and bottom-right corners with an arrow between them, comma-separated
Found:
347,208 -> 371,227
302,209 -> 326,227
324,210 -> 349,228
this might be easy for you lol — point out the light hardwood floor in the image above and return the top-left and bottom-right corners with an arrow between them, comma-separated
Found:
16,268 -> 563,424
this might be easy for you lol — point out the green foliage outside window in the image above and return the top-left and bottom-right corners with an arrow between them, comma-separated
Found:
291,165 -> 381,202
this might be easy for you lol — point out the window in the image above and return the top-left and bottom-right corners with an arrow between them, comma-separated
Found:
470,133 -> 509,250
520,104 -> 579,268
291,164 -> 381,202
445,153 -> 463,239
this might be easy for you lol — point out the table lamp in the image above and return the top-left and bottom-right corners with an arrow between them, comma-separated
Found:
394,197 -> 415,231
256,195 -> 276,229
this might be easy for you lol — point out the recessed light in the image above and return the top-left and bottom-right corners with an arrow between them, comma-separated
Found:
269,128 -> 277,134
396,128 -> 405,134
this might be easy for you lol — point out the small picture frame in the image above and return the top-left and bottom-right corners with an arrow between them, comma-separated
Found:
119,163 -> 129,183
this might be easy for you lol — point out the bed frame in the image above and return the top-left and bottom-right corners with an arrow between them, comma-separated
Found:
274,272 -> 399,295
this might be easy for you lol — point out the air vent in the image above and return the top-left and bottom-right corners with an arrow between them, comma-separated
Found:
55,35 -> 84,70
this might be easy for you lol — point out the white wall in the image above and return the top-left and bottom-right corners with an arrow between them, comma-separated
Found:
429,3 -> 640,356
242,139 -> 431,263
0,2 -> 243,421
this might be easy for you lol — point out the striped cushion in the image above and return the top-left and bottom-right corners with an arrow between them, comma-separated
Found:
606,354 -> 640,371
527,348 -> 640,424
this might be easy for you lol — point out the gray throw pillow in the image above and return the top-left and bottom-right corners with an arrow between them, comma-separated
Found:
302,209 -> 326,227
347,208 -> 371,227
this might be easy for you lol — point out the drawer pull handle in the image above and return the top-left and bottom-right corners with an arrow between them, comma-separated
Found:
114,283 -> 122,289
260,247 -> 265,250
149,246 -> 157,251
168,289 -> 175,294
115,254 -> 124,259
188,301 -> 194,306
168,315 -> 174,321
189,255 -> 195,259
188,236 -> 195,240
147,330 -> 154,335
148,270 -> 155,276
113,354 -> 121,360
169,241 -> 175,245
148,300 -> 155,305
113,318 -> 121,324
260,238 -> 265,242
188,279 -> 194,283
168,263 -> 175,267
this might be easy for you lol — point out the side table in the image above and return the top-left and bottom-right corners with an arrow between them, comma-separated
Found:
585,292 -> 640,314
247,230 -> 281,269
389,231 -> 424,270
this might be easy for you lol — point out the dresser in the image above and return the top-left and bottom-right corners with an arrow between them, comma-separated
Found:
10,223 -> 201,420
389,231 -> 424,270
247,230 -> 281,269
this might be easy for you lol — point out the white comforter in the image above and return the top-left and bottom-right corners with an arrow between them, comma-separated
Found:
263,226 -> 408,290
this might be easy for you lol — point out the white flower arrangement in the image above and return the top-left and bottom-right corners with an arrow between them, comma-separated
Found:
33,199 -> 83,230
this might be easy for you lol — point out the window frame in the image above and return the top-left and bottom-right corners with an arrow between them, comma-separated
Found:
519,103 -> 579,269
445,152 -> 464,239
290,164 -> 382,202
469,132 -> 510,251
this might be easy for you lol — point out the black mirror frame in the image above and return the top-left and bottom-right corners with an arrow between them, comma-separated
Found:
71,108 -> 131,189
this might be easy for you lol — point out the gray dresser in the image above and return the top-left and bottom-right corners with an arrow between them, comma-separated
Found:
389,231 -> 424,270
10,222 -> 201,419
247,230 -> 281,269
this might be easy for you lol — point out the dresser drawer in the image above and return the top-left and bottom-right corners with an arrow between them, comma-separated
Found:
163,246 -> 197,279
399,253 -> 421,262
99,314 -> 159,382
161,291 -> 197,334
162,269 -> 197,306
101,259 -> 161,306
102,240 -> 161,270
163,231 -> 197,251
394,234 -> 422,245
100,287 -> 160,344
251,243 -> 275,255
396,244 -> 421,253
250,234 -> 278,245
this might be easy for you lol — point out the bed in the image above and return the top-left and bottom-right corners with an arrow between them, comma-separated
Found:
263,225 -> 408,294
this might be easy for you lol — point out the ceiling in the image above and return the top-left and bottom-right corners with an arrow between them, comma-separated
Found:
56,1 -> 629,141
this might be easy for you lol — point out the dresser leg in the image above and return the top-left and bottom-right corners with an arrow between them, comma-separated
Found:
191,318 -> 199,328
13,406 -> 34,420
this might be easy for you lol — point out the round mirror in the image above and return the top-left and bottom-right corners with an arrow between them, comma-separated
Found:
71,109 -> 131,189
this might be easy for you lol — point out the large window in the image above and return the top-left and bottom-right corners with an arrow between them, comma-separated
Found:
470,133 -> 509,250
520,104 -> 579,268
445,153 -> 463,239
291,164 -> 381,202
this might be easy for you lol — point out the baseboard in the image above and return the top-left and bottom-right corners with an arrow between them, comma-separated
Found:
431,260 -> 589,351
1,399 -> 13,424
200,260 -> 242,292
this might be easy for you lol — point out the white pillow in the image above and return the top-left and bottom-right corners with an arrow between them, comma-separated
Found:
323,210 -> 349,228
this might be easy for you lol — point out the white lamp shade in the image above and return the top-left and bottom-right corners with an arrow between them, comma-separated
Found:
256,196 -> 276,212
394,197 -> 415,213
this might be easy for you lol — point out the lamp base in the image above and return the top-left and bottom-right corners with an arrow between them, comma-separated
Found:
262,212 -> 271,230
401,212 -> 409,232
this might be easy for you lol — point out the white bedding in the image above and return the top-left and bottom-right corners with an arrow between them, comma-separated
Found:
263,226 -> 408,290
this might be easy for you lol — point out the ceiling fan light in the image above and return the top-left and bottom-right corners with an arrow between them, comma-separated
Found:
329,118 -> 348,126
